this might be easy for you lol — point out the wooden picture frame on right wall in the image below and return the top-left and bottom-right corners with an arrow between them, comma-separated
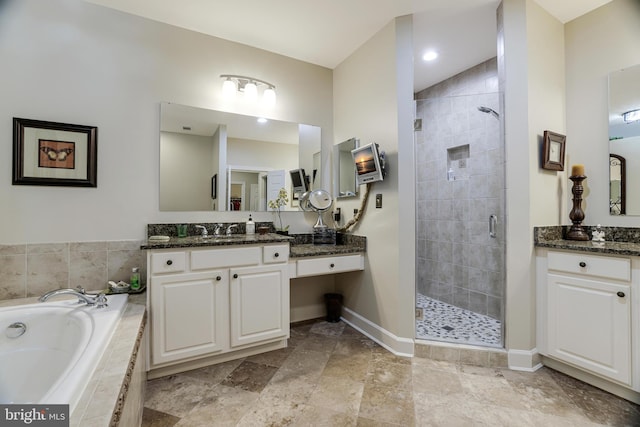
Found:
542,130 -> 566,171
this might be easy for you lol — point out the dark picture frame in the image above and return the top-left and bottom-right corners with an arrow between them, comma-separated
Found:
542,130 -> 566,171
13,117 -> 98,187
211,174 -> 217,200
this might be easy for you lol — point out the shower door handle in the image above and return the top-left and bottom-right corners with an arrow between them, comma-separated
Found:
489,215 -> 497,238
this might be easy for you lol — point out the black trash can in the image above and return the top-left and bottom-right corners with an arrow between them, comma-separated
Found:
324,293 -> 343,323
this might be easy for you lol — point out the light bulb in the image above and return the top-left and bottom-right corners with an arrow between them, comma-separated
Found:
263,87 -> 276,107
222,78 -> 236,99
244,81 -> 258,102
422,50 -> 438,61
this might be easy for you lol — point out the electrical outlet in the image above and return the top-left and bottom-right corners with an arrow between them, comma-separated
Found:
375,194 -> 382,208
415,308 -> 423,319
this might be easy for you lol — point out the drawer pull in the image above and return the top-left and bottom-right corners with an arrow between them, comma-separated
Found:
579,262 -> 586,268
233,273 -> 238,279
617,291 -> 626,298
216,276 -> 221,281
330,263 -> 335,268
166,260 -> 173,266
274,252 -> 280,258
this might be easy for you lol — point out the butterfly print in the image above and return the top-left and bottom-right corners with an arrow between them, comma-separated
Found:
40,146 -> 74,161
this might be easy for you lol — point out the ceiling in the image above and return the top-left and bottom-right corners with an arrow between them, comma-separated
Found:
85,0 -> 612,92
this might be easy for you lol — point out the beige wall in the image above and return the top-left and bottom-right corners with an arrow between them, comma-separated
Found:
502,0 -> 566,357
160,132 -> 215,211
565,0 -> 640,226
333,15 -> 415,349
0,0 -> 334,313
0,0 -> 333,245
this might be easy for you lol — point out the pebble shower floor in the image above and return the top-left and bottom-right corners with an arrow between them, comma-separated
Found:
416,293 -> 502,348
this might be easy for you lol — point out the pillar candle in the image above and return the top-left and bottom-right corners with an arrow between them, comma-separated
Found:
571,164 -> 585,176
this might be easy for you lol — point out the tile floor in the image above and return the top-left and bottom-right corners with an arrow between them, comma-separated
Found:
142,320 -> 640,426
416,293 -> 502,347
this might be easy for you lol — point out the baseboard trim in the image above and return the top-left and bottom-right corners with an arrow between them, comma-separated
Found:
508,348 -> 543,372
341,307 -> 414,357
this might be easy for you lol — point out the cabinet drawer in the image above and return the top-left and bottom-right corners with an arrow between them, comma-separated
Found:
263,245 -> 289,264
296,254 -> 363,277
547,251 -> 630,282
151,251 -> 186,274
191,246 -> 261,270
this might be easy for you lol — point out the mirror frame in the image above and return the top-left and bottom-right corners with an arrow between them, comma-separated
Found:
609,154 -> 626,215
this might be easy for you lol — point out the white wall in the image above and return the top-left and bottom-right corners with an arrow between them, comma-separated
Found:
565,0 -> 640,226
0,0 -> 333,244
333,15 -> 415,350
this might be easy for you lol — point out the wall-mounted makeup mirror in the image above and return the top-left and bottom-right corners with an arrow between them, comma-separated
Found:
608,64 -> 640,215
333,138 -> 358,199
159,102 -> 321,211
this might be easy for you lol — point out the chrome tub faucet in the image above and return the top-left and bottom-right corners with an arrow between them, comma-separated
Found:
39,288 -> 108,308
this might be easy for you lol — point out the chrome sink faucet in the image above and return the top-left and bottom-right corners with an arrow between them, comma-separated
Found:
39,288 -> 108,308
195,225 -> 208,238
226,224 -> 238,236
214,223 -> 224,236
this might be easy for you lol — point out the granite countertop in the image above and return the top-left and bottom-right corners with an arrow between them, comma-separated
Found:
142,226 -> 367,258
289,243 -> 366,258
534,226 -> 640,256
535,239 -> 640,256
141,233 -> 293,250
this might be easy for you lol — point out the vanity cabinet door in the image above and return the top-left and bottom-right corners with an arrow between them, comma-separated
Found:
229,264 -> 289,348
151,271 -> 229,366
546,273 -> 631,385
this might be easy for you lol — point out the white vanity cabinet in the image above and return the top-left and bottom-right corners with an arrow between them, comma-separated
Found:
537,249 -> 636,388
147,244 -> 289,371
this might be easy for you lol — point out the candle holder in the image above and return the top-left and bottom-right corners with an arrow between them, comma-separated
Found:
567,174 -> 589,241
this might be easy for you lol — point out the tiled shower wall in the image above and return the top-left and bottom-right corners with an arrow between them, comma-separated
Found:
0,241 -> 146,301
415,57 -> 505,321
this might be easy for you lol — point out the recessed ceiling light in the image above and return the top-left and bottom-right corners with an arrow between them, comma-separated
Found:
257,118 -> 268,124
422,50 -> 438,61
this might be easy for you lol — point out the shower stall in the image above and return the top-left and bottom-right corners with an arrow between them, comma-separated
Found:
414,62 -> 505,348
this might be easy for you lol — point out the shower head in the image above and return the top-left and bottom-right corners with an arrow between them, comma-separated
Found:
477,106 -> 499,119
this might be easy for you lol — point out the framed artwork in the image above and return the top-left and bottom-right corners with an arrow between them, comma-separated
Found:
13,117 -> 98,187
211,174 -> 217,200
542,130 -> 566,171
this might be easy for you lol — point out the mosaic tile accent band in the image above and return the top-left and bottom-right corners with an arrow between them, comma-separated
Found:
416,293 -> 502,348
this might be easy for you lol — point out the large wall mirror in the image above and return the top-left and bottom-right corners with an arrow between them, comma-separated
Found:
609,63 -> 640,215
160,103 -> 321,212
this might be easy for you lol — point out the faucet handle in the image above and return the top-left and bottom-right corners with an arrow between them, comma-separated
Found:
76,285 -> 86,294
214,223 -> 224,236
94,293 -> 108,309
194,225 -> 208,237
226,224 -> 238,236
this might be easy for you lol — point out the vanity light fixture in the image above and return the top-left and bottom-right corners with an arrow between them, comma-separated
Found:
622,109 -> 640,123
220,74 -> 276,107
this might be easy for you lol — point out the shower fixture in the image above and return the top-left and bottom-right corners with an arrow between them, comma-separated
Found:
477,106 -> 499,119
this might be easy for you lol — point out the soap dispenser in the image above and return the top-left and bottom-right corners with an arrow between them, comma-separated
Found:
246,214 -> 255,235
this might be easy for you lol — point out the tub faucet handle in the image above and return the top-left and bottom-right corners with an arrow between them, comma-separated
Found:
94,293 -> 108,309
